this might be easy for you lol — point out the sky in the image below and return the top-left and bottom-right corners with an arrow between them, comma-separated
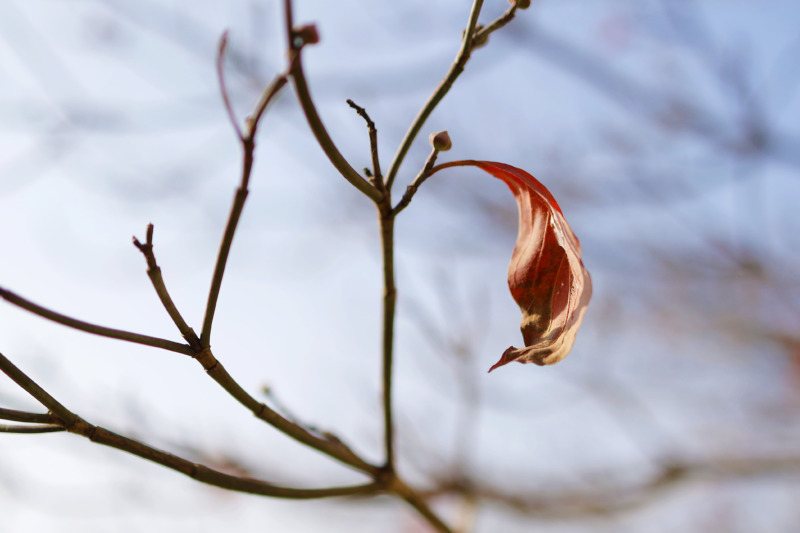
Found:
2,1 -> 800,532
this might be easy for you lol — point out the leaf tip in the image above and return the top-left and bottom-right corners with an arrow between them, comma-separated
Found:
488,347 -> 517,373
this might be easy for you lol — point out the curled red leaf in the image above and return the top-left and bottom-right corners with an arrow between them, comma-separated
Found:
435,160 -> 592,372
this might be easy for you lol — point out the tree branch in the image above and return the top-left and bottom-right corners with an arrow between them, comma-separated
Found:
0,287 -> 194,356
0,424 -> 65,433
190,347 -> 379,475
0,351 -> 378,499
0,407 -> 58,424
283,11 -> 382,202
378,208 -> 396,470
133,223 -> 201,350
216,30 -> 244,141
200,72 -> 287,349
425,455 -> 800,519
346,99 -> 384,188
384,0 -> 485,191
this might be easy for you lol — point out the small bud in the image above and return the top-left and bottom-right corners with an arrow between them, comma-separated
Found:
429,131 -> 452,152
294,24 -> 320,47
510,0 -> 532,9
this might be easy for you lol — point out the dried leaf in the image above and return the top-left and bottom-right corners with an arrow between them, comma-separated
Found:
436,160 -> 592,371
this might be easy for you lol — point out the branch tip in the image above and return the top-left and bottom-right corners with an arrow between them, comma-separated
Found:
217,30 -> 244,141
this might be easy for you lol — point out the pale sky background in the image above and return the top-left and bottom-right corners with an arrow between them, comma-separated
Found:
2,1 -> 800,532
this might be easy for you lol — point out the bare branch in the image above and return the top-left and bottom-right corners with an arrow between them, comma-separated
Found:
0,288 -> 194,356
283,11 -> 382,202
246,74 -> 289,140
0,351 -> 380,498
391,476 -> 455,533
385,0 -> 501,191
190,347 -> 379,475
133,223 -> 201,350
472,4 -> 518,45
426,456 -> 800,519
0,407 -> 58,424
216,30 -> 244,141
0,351 -> 79,425
378,209 -> 396,470
346,99 -> 384,188
200,71 -> 287,349
0,424 -> 65,434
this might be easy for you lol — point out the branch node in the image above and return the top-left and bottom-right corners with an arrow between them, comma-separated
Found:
194,347 -> 219,372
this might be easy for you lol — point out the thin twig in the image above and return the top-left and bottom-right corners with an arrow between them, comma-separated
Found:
0,351 -> 379,499
191,347 -> 379,475
88,421 -> 381,499
0,288 -> 194,356
133,224 -> 201,350
217,30 -> 244,141
246,75 -> 289,140
473,4 -> 518,45
384,1 -> 521,192
200,71 -> 287,349
0,407 -> 57,424
346,99 -> 383,188
0,351 -> 79,425
424,455 -> 800,519
283,10 -> 382,202
0,424 -> 65,434
391,477 -> 454,533
384,0 -> 484,191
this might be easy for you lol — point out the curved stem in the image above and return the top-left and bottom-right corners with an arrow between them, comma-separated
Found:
282,0 -> 381,202
289,52 -> 382,202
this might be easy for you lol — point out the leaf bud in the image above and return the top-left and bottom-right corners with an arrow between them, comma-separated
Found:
294,24 -> 320,47
429,131 -> 452,152
510,0 -> 532,9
